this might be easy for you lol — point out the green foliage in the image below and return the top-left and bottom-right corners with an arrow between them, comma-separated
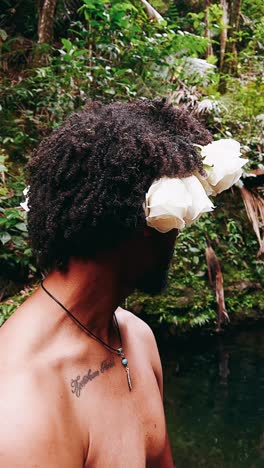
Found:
170,0 -> 264,168
0,0 -> 208,162
167,0 -> 178,23
188,3 -> 224,37
0,153 -> 34,278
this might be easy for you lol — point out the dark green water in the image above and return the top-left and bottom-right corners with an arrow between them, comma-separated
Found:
161,328 -> 264,468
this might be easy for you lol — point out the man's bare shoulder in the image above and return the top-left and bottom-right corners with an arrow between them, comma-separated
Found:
117,307 -> 163,391
117,306 -> 155,336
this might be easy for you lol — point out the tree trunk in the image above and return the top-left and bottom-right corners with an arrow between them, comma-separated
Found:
38,0 -> 57,44
219,0 -> 228,72
222,0 -> 242,75
205,0 -> 213,57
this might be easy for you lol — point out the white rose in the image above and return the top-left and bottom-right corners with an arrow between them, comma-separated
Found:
198,139 -> 248,196
20,186 -> 30,212
145,176 -> 214,233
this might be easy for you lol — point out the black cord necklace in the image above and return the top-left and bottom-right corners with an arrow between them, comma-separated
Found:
41,280 -> 132,391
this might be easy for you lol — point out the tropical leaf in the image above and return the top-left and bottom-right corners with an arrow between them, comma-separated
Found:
240,186 -> 264,258
205,240 -> 230,332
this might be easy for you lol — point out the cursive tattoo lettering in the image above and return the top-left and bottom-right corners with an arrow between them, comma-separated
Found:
71,357 -> 116,398
100,356 -> 115,373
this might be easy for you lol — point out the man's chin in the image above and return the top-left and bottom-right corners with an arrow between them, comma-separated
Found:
135,269 -> 169,296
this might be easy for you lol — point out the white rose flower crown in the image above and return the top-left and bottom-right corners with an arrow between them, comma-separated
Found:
144,138 -> 248,233
21,139 -> 248,233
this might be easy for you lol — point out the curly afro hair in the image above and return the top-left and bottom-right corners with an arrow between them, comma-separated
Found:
27,98 -> 212,271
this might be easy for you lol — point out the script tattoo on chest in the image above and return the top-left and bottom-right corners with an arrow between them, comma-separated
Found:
71,356 -> 115,398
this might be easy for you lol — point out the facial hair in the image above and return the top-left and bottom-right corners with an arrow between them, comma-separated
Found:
135,242 -> 175,295
136,266 -> 171,295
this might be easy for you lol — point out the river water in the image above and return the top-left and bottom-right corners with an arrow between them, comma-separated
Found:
160,327 -> 264,468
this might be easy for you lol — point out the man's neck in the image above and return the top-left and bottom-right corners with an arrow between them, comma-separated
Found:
42,256 -> 126,343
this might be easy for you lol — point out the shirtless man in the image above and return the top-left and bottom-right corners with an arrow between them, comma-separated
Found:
0,99 -> 212,467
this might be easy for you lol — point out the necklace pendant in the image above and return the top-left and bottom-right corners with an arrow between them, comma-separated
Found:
120,351 -> 132,391
125,366 -> 132,391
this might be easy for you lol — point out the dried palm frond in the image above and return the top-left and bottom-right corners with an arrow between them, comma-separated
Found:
205,241 -> 230,332
240,186 -> 264,258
